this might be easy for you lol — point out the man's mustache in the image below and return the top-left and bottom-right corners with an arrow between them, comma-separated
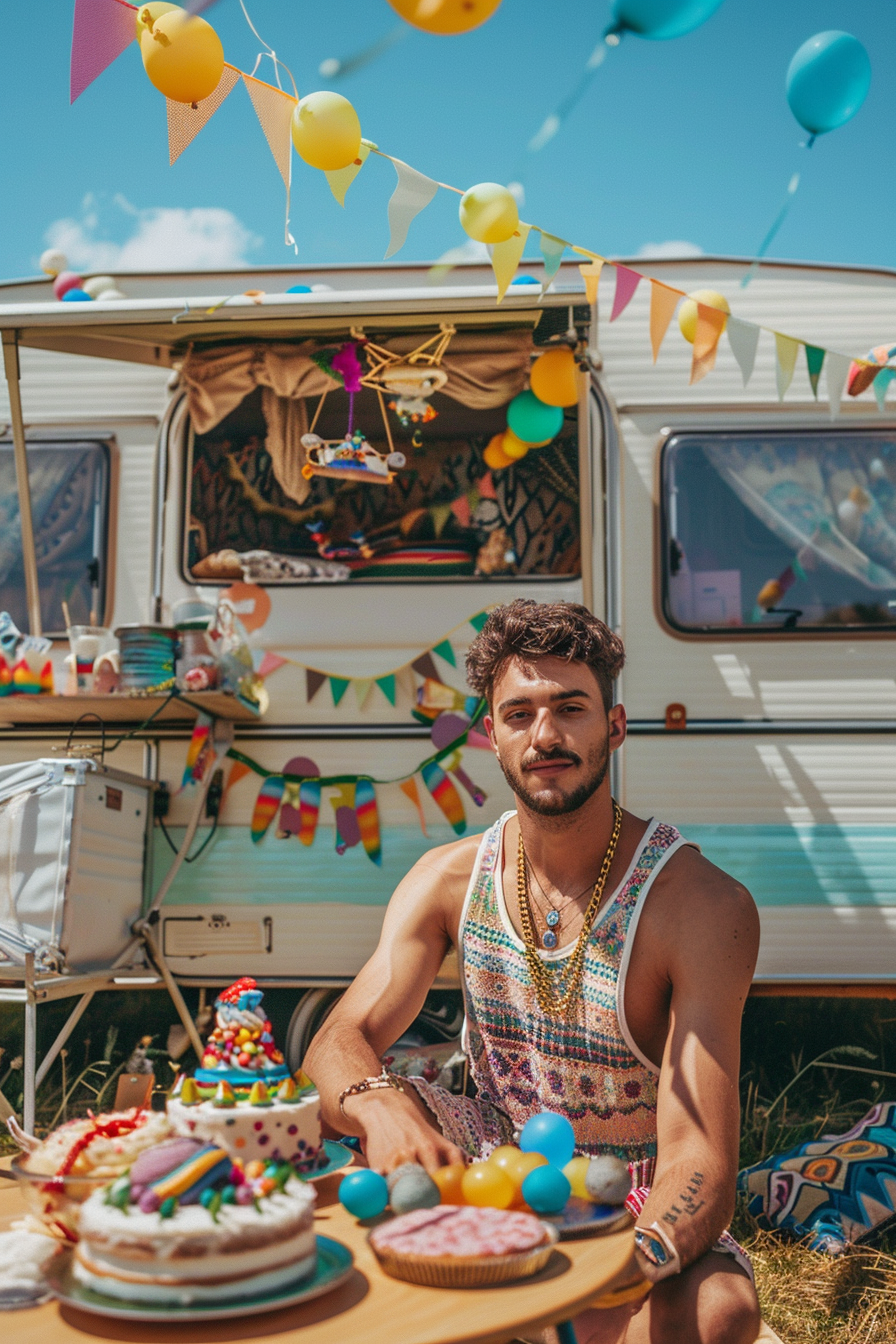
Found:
521,749 -> 581,771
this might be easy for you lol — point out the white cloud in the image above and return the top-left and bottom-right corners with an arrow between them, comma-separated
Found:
635,240 -> 704,259
43,195 -> 262,272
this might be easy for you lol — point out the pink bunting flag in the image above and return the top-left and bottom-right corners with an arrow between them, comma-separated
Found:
70,0 -> 136,104
257,652 -> 288,680
609,266 -> 641,323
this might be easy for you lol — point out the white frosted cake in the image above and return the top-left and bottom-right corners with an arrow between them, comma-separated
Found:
73,1136 -> 317,1306
167,977 -> 324,1172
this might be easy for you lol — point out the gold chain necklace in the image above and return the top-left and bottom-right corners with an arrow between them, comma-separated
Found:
516,801 -> 623,1018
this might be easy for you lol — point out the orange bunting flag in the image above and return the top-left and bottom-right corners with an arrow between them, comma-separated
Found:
168,64 -> 241,165
649,281 -> 682,363
576,256 -> 604,307
400,776 -> 428,837
222,760 -> 252,802
690,304 -> 728,385
241,73 -> 296,188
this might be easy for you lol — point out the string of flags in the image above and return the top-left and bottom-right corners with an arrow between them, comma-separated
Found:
70,0 -> 890,418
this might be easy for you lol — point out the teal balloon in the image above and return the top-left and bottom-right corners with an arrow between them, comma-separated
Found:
339,1169 -> 389,1220
786,32 -> 871,137
519,1111 -> 576,1167
507,391 -> 563,445
609,0 -> 724,40
521,1164 -> 571,1215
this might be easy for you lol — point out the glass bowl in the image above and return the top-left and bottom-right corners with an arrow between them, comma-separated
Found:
1,1156 -> 110,1242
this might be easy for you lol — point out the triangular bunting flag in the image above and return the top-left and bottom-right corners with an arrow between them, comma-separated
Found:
181,713 -> 212,787
649,281 -> 680,363
451,495 -> 472,528
167,63 -> 240,164
610,266 -> 641,322
325,139 -> 372,207
251,775 -> 285,843
430,504 -> 452,536
222,760 -> 252,801
421,760 -> 466,835
690,304 -> 728,385
330,676 -> 351,707
354,678 -> 375,710
805,345 -> 825,400
774,333 -> 801,400
538,232 -> 566,294
395,666 -> 418,703
400,776 -> 428,836
70,0 -> 135,104
491,222 -> 531,303
577,257 -> 604,307
412,652 -> 441,682
257,651 -> 288,679
726,317 -> 760,387
306,668 -> 326,702
469,612 -> 489,632
432,640 -> 457,667
375,674 -> 396,705
354,778 -> 382,866
477,471 -> 497,500
241,73 -> 296,187
384,158 -> 439,259
826,351 -> 851,419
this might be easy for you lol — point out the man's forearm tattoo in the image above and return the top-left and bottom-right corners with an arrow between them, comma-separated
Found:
661,1171 -> 705,1226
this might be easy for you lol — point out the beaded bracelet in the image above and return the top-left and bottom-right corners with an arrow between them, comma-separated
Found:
338,1067 -> 405,1116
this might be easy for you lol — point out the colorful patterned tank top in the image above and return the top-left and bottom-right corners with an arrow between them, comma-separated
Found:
459,812 -> 690,1168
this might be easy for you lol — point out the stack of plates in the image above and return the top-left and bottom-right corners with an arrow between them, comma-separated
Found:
115,625 -> 177,691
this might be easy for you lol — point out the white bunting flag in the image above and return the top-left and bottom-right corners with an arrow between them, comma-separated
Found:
384,158 -> 439,259
825,352 -> 851,419
726,317 -> 760,388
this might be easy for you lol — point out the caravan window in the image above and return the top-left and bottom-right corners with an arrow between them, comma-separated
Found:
182,334 -> 581,585
661,431 -> 896,633
0,439 -> 111,635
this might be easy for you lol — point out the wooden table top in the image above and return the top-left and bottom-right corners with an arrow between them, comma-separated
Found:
2,1169 -> 635,1344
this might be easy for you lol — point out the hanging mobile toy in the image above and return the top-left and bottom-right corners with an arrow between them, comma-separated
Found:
302,340 -> 407,485
356,324 -> 455,430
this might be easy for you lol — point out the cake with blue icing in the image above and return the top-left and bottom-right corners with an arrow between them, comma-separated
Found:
167,977 -> 324,1172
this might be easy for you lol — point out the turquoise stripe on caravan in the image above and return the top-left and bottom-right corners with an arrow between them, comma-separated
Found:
151,824 -> 894,911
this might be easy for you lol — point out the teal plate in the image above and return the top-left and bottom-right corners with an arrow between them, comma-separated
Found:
301,1139 -> 353,1182
46,1235 -> 354,1323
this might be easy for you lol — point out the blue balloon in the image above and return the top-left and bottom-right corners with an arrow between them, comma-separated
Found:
287,284 -> 312,293
519,1111 -> 576,1168
609,0 -> 724,41
521,1164 -> 571,1215
786,32 -> 871,138
339,1169 -> 389,1220
61,288 -> 93,302
510,275 -> 540,286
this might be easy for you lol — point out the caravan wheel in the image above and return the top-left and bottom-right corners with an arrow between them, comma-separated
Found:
285,988 -> 344,1073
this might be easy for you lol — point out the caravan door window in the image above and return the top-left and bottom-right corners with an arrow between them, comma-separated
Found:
0,439 -> 111,635
661,431 -> 896,633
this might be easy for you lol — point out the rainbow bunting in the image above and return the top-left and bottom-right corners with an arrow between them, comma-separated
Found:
354,778 -> 382,866
299,780 -> 321,846
251,776 -> 285,843
421,761 -> 466,835
182,713 -> 212,787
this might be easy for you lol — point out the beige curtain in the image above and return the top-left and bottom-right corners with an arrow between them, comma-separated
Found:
180,330 -> 533,505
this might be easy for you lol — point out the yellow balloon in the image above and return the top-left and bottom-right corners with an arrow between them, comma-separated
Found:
140,10 -> 224,104
461,1161 -> 515,1209
135,2 -> 180,43
678,288 -> 730,345
291,92 -> 362,171
501,429 -> 531,461
483,432 -> 515,470
386,0 -> 503,35
530,347 -> 579,408
487,1145 -> 521,1171
563,1156 -> 592,1201
459,183 -> 519,245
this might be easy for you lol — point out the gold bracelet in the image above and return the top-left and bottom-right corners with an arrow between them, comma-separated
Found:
338,1068 -> 405,1116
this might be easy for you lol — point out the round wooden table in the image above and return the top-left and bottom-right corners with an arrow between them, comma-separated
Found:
1,1168 -> 635,1344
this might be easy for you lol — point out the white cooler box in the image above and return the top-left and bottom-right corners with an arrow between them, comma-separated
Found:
0,757 -> 154,973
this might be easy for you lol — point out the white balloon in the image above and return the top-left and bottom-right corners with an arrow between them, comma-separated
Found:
39,248 -> 67,278
95,289 -> 127,301
837,498 -> 861,527
83,275 -> 116,299
869,458 -> 887,480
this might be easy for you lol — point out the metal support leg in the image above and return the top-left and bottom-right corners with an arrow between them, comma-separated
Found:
35,991 -> 95,1089
137,921 -> 205,1060
23,953 -> 37,1134
2,331 -> 42,636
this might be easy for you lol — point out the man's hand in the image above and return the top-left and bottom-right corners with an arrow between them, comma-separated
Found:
342,1089 -> 467,1174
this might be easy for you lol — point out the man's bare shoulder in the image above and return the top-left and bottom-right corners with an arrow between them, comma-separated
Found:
647,843 -> 760,976
411,831 -> 487,893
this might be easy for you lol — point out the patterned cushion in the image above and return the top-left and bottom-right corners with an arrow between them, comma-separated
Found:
738,1102 -> 896,1254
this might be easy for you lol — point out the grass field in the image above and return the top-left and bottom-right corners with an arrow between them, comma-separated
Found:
2,990 -> 895,1342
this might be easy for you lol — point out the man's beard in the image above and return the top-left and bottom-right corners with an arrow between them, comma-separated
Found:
496,742 -> 610,817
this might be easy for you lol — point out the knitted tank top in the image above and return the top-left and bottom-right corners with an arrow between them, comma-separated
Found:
459,812 -> 690,1169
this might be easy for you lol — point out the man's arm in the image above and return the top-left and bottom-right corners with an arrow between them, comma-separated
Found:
303,839 -> 477,1174
634,857 -> 759,1280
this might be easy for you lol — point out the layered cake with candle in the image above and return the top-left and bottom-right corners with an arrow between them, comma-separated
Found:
73,1137 -> 317,1305
167,977 -> 324,1172
22,1108 -> 172,1179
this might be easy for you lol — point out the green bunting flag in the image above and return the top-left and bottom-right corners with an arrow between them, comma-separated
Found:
330,676 -> 351,706
376,674 -> 396,705
432,640 -> 456,667
805,345 -> 825,400
469,612 -> 489,632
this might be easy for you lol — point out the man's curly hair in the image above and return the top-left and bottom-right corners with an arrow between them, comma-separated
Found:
466,600 -> 625,712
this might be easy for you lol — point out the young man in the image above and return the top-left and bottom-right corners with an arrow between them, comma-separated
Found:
305,600 -> 761,1343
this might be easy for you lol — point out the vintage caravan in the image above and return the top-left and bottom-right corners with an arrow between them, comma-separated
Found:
0,255 -> 893,1067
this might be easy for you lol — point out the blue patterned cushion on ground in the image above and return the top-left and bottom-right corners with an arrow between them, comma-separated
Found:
738,1102 -> 896,1255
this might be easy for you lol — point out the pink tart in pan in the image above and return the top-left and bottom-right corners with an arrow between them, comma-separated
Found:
369,1205 -> 559,1287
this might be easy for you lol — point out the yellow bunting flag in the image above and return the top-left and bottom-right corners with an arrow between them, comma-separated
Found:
690,304 -> 728,385
241,73 -> 296,187
575,254 -> 604,307
325,139 -> 372,207
774,333 -> 801,400
400,776 -> 428,837
353,678 -> 375,710
395,666 -> 417,704
649,281 -> 682,363
492,222 -> 531,303
167,64 -> 241,165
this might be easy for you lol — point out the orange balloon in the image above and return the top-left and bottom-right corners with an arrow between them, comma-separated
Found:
431,1162 -> 466,1204
530,347 -> 579,408
487,1145 -> 522,1172
483,432 -> 515,470
461,1161 -> 515,1209
386,0 -> 503,35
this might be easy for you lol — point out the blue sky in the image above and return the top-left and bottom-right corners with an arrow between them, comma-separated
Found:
0,1 -> 893,277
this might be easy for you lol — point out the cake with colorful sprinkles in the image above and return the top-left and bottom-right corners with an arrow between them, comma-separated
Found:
167,977 -> 324,1172
73,1137 -> 317,1306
